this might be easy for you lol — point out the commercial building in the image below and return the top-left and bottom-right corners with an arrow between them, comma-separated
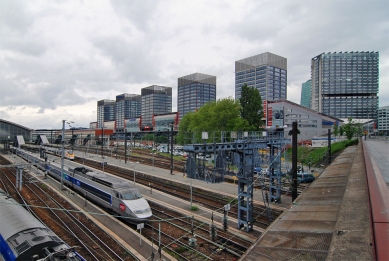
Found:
235,52 -> 287,101
115,93 -> 141,133
177,73 -> 216,120
141,85 -> 172,129
300,79 -> 312,109
267,100 -> 342,141
97,99 -> 116,128
311,51 -> 379,119
377,105 -> 389,136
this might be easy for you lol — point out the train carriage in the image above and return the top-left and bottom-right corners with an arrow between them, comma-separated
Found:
0,189 -> 85,261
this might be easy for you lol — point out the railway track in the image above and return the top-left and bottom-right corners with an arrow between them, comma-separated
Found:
144,202 -> 253,260
74,157 -> 284,229
0,157 -> 138,261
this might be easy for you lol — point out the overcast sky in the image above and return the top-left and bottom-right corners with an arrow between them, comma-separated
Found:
1,0 -> 388,130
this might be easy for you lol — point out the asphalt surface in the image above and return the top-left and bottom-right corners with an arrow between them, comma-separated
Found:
363,138 -> 389,189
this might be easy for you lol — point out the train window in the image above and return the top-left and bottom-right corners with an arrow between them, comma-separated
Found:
122,190 -> 142,200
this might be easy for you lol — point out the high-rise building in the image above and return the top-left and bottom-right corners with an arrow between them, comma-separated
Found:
300,79 -> 312,109
311,51 -> 379,119
377,105 -> 389,136
97,99 -> 115,128
115,94 -> 142,133
177,73 -> 216,120
141,85 -> 172,129
235,52 -> 287,101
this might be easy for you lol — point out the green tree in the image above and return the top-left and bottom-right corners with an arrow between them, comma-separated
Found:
239,84 -> 263,130
355,123 -> 363,137
176,98 -> 250,144
343,117 -> 357,140
333,122 -> 339,137
339,126 -> 344,137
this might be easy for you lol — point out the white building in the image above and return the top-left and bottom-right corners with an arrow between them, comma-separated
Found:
267,100 -> 343,141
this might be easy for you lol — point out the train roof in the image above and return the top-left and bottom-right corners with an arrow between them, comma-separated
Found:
0,189 -> 46,240
85,171 -> 132,189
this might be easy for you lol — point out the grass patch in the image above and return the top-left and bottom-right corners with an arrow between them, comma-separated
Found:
175,246 -> 188,253
286,139 -> 358,166
190,205 -> 199,211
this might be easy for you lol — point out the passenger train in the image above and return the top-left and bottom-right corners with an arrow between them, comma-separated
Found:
0,189 -> 85,261
11,147 -> 152,223
42,146 -> 75,160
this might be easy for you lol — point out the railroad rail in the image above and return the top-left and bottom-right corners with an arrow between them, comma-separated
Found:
74,157 -> 285,229
0,157 -> 139,261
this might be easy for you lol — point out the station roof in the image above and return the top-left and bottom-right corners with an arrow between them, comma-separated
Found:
0,119 -> 33,131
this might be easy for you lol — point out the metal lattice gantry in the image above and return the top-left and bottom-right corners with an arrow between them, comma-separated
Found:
183,130 -> 290,232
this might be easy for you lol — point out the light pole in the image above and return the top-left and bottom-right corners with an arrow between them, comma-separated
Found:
101,126 -> 106,158
60,120 -> 65,190
150,152 -> 156,169
170,123 -> 174,175
130,162 -> 139,186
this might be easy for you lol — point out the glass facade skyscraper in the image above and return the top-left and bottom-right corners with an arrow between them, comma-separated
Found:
97,99 -> 116,128
177,73 -> 216,120
311,51 -> 379,119
235,52 -> 287,101
141,85 -> 172,128
300,79 -> 312,109
115,93 -> 141,133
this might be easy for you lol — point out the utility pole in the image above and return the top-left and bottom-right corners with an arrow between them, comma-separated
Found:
328,129 -> 331,164
60,120 -> 65,190
292,122 -> 298,202
170,123 -> 174,175
125,129 -> 127,164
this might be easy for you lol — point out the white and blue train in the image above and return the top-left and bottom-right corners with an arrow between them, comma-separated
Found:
0,189 -> 85,261
11,147 -> 152,223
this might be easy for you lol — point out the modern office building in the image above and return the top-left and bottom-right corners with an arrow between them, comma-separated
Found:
141,85 -> 172,129
300,79 -> 312,109
115,93 -> 142,133
311,51 -> 379,119
377,105 -> 389,136
97,99 -> 116,128
235,52 -> 287,101
177,73 -> 216,120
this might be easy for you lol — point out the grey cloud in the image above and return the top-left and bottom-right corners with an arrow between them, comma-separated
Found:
0,38 -> 47,56
109,0 -> 159,32
0,0 -> 34,35
92,35 -> 162,84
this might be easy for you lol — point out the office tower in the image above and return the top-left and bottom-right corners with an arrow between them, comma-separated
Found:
97,99 -> 115,128
235,52 -> 287,101
311,51 -> 379,119
177,73 -> 216,120
378,106 -> 389,136
141,85 -> 172,128
300,79 -> 312,109
115,94 -> 142,133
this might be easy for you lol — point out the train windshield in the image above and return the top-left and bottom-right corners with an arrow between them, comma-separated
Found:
121,189 -> 142,200
66,150 -> 73,154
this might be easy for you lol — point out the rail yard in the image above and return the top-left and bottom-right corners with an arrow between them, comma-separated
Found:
0,141 -> 325,260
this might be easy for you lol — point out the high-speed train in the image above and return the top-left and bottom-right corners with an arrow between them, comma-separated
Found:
0,189 -> 85,261
42,146 -> 75,160
11,147 -> 152,223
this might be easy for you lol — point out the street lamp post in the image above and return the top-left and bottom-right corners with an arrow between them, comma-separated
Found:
101,126 -> 105,158
60,120 -> 65,190
170,123 -> 174,175
130,162 -> 139,186
150,152 -> 156,169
